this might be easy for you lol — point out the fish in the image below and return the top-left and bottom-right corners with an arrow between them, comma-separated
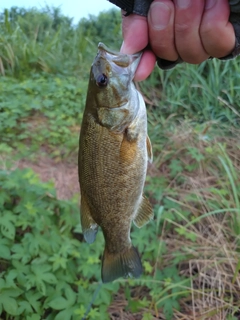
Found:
78,42 -> 153,283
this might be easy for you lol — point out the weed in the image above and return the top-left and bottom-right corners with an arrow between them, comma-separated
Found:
1,5 -> 240,320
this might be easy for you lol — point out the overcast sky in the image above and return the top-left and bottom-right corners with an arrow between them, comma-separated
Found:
0,0 -> 116,23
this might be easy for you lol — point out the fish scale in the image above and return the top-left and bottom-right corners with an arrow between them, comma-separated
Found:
78,43 -> 154,282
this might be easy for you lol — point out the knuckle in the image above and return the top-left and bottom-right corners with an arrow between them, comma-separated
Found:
150,39 -> 178,60
175,22 -> 191,34
150,31 -> 174,51
151,39 -> 169,51
200,20 -> 220,37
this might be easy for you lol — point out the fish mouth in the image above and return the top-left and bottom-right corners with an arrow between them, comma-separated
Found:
98,42 -> 122,56
97,42 -> 142,77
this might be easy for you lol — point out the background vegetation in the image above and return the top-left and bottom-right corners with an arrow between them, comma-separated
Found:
1,6 -> 240,320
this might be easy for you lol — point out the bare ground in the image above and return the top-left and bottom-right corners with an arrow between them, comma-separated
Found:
18,156 -> 80,200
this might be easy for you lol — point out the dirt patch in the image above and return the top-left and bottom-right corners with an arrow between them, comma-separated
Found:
18,157 -> 79,200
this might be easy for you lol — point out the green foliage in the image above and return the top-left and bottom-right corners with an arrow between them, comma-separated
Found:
0,167 -> 192,319
78,9 -> 122,50
143,57 -> 240,125
0,167 -> 120,319
0,74 -> 86,158
1,5 -> 240,320
0,6 -> 121,78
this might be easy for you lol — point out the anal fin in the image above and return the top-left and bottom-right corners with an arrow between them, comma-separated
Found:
80,194 -> 98,244
133,195 -> 153,228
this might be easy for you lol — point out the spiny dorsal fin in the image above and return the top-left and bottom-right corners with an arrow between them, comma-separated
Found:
81,194 -> 98,244
133,195 -> 153,228
146,135 -> 153,163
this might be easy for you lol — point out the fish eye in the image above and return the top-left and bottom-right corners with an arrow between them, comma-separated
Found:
96,73 -> 108,87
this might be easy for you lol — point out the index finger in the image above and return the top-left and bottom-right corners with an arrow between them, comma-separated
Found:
121,12 -> 156,81
121,12 -> 149,54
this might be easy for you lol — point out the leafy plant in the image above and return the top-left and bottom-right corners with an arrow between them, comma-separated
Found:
1,5 -> 240,320
0,168 -> 122,319
0,75 -> 87,159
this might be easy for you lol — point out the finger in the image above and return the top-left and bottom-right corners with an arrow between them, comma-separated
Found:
173,0 -> 209,63
200,0 -> 235,58
148,0 -> 178,61
121,12 -> 156,81
121,12 -> 148,54
134,50 -> 156,81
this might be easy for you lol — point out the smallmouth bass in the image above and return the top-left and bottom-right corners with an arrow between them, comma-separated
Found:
78,43 -> 153,283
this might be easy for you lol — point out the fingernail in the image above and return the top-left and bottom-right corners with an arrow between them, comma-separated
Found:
149,2 -> 171,30
205,0 -> 217,9
175,0 -> 191,9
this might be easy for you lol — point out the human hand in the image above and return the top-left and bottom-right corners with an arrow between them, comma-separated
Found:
121,0 -> 235,81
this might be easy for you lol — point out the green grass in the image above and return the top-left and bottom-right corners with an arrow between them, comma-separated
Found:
141,58 -> 240,125
0,6 -> 122,78
1,5 -> 240,320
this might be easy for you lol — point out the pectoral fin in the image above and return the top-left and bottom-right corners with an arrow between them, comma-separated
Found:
146,135 -> 153,163
80,194 -> 98,243
133,195 -> 153,228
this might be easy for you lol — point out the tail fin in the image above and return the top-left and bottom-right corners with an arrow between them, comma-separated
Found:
101,246 -> 142,283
